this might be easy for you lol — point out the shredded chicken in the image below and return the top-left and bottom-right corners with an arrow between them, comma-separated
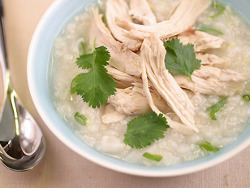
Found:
90,8 -> 141,76
105,0 -> 141,50
178,29 -> 224,52
106,66 -> 141,88
174,66 -> 250,96
140,34 -> 198,133
116,0 -> 210,41
166,0 -> 182,19
90,0 -> 250,135
108,85 -> 171,115
196,53 -> 230,68
102,104 -> 126,124
129,0 -> 157,25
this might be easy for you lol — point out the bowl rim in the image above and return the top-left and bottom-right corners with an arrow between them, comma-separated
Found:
27,0 -> 250,177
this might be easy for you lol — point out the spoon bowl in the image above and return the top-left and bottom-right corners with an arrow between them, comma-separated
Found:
0,85 -> 46,171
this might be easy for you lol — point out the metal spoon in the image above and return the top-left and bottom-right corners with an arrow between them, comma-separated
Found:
0,1 -> 46,171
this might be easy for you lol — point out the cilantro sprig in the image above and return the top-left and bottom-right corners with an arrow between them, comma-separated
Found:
164,38 -> 201,79
71,44 -> 117,108
198,141 -> 220,152
124,112 -> 170,149
207,98 -> 227,120
143,152 -> 163,162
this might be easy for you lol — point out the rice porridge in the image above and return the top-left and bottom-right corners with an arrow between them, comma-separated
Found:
50,0 -> 250,166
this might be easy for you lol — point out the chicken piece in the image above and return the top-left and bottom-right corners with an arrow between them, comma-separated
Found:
107,65 -> 158,89
105,0 -> 141,51
141,63 -> 195,135
116,0 -> 210,41
166,0 -> 182,19
196,53 -> 229,68
108,87 -> 150,115
174,66 -> 250,96
102,104 -> 126,124
90,9 -> 141,76
108,86 -> 171,115
140,34 -> 198,133
178,29 -> 224,52
106,66 -> 141,88
129,0 -> 156,25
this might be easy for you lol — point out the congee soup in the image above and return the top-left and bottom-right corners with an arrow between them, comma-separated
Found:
50,0 -> 250,166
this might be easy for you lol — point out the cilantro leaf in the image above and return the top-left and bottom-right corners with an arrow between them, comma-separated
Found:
124,112 -> 170,149
164,38 -> 201,79
74,112 -> 87,125
71,46 -> 117,108
143,152 -> 163,162
198,141 -> 220,152
242,94 -> 250,102
76,53 -> 93,69
207,98 -> 227,120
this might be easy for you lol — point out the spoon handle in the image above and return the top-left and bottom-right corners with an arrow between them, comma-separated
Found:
0,0 -> 22,144
0,0 -> 9,119
0,0 -> 8,76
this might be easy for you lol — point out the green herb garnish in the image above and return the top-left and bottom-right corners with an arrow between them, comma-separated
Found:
79,41 -> 87,55
98,7 -> 106,23
242,94 -> 250,102
71,44 -> 117,108
198,141 -> 220,152
196,25 -> 223,36
207,98 -> 227,120
164,38 -> 201,80
124,112 -> 170,149
210,1 -> 226,19
143,152 -> 163,162
74,112 -> 87,125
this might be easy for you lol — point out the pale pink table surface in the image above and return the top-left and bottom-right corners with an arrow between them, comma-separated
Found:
0,0 -> 249,187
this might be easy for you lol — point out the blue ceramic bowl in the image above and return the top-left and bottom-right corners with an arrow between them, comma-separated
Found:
27,0 -> 250,177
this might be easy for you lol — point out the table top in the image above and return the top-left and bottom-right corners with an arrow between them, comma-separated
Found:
0,0 -> 249,187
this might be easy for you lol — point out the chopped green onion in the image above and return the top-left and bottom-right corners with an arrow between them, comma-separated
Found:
74,112 -> 87,125
196,26 -> 223,36
210,1 -> 226,19
79,42 -> 87,55
70,77 -> 77,94
242,94 -> 250,102
209,109 -> 220,120
98,7 -> 106,23
207,98 -> 227,111
143,152 -> 163,162
207,98 -> 227,120
198,141 -> 220,152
